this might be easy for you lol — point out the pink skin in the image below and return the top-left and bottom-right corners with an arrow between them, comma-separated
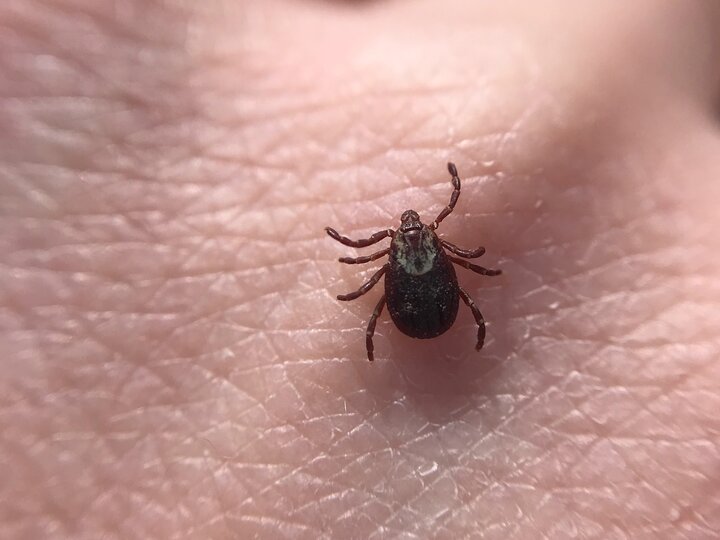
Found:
2,1 -> 720,538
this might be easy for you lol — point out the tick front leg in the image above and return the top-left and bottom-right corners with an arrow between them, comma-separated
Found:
449,256 -> 502,276
430,162 -> 461,230
339,247 -> 390,265
366,294 -> 386,362
458,286 -> 487,351
337,264 -> 388,301
325,227 -> 394,248
441,239 -> 485,258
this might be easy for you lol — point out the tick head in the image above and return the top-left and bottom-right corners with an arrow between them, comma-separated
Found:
399,210 -> 422,233
395,209 -> 437,274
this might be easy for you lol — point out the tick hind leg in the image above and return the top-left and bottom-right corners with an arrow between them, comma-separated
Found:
458,286 -> 487,351
431,162 -> 462,230
366,294 -> 386,361
325,227 -> 393,248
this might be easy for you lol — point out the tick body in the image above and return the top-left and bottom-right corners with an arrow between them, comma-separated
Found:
326,163 -> 501,361
386,212 -> 459,339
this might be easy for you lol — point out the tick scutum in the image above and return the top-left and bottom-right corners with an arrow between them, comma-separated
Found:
386,222 -> 459,339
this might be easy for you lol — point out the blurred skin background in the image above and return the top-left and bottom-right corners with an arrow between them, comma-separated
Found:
1,1 -> 720,538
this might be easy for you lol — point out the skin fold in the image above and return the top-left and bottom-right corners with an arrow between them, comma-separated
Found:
1,0 -> 720,538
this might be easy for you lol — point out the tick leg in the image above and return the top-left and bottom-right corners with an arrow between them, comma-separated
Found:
441,239 -> 485,259
458,286 -> 487,351
325,227 -> 394,248
337,264 -> 388,301
339,247 -> 390,265
449,256 -> 502,276
431,162 -> 461,230
366,294 -> 386,362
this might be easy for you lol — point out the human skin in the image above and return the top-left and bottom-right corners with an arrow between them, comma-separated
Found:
1,0 -> 720,538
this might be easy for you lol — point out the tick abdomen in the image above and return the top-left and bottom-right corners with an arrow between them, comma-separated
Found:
386,242 -> 459,339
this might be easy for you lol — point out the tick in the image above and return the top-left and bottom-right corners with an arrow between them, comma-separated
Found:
326,162 -> 502,361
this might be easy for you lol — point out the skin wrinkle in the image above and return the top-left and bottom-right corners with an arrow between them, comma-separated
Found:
0,0 -> 720,539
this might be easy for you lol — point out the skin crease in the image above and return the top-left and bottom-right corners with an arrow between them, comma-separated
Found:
1,0 -> 720,538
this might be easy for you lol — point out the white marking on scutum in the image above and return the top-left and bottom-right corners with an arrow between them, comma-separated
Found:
395,232 -> 437,275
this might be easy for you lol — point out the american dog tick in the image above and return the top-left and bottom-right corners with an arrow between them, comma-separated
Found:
326,162 -> 501,361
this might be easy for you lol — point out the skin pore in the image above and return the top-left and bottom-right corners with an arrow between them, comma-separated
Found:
1,0 -> 720,538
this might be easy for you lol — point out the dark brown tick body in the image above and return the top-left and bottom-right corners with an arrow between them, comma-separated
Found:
386,211 -> 459,339
326,163 -> 501,361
